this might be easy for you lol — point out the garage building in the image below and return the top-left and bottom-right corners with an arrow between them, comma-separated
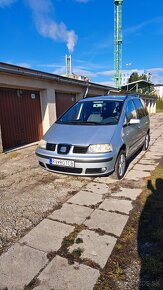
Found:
0,62 -> 115,151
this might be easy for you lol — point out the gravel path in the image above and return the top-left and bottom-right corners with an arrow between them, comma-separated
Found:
0,146 -> 91,253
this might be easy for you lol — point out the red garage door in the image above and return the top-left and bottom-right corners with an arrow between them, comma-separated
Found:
0,88 -> 43,149
55,93 -> 76,118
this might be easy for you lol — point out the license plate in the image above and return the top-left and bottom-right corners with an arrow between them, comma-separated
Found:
49,158 -> 75,167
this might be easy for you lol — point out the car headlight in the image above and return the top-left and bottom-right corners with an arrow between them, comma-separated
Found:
88,144 -> 113,153
38,139 -> 47,149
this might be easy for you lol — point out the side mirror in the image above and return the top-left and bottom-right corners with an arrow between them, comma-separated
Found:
129,118 -> 140,125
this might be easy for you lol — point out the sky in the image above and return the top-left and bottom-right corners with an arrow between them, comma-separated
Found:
0,0 -> 163,86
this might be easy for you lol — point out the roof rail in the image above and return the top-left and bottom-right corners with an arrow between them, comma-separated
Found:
126,93 -> 139,97
123,94 -> 139,102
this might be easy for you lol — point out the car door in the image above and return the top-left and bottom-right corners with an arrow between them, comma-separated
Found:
133,98 -> 149,145
122,99 -> 140,156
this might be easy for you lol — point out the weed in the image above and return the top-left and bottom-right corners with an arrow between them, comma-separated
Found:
109,262 -> 124,280
71,247 -> 84,258
75,238 -> 83,244
62,238 -> 74,247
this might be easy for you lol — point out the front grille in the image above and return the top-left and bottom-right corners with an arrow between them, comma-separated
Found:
46,143 -> 56,151
73,146 -> 88,154
47,164 -> 82,174
57,144 -> 71,155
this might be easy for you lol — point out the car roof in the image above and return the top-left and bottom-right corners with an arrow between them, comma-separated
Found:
78,95 -> 138,103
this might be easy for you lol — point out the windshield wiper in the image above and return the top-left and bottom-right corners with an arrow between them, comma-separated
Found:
63,120 -> 101,125
101,122 -> 117,125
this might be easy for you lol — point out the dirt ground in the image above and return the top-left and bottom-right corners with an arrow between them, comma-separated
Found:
0,145 -> 92,254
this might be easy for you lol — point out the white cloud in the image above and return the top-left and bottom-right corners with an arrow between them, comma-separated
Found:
4,60 -> 31,68
52,65 -> 96,78
147,68 -> 163,84
73,67 -> 96,77
148,68 -> 163,74
98,81 -> 114,87
27,0 -> 77,53
16,62 -> 31,68
52,66 -> 65,75
0,0 -> 16,7
124,17 -> 163,35
97,70 -> 114,77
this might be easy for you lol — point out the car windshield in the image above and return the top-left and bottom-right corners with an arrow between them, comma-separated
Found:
56,100 -> 124,125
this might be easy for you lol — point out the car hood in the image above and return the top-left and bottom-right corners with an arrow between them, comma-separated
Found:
44,123 -> 117,146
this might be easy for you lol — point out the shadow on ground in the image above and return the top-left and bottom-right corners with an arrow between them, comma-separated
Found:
138,178 -> 163,289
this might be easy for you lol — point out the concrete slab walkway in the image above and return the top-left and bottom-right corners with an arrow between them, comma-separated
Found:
0,113 -> 163,290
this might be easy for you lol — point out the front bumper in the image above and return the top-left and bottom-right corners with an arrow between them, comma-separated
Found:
35,148 -> 116,176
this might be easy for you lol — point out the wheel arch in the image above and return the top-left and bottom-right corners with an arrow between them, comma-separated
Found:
119,143 -> 126,154
114,143 -> 126,170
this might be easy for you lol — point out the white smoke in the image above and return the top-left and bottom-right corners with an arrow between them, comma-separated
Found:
27,0 -> 77,53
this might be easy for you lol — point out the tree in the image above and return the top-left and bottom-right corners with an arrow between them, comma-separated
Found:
128,72 -> 148,84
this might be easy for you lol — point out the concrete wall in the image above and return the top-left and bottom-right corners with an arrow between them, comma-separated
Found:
40,88 -> 57,134
0,72 -> 109,139
141,96 -> 157,114
154,86 -> 163,99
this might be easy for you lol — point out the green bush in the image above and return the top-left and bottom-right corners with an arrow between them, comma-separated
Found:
157,99 -> 163,111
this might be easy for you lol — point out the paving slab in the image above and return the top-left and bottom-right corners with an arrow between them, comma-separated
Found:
0,243 -> 48,290
84,209 -> 128,237
68,190 -> 103,207
133,164 -> 157,171
94,177 -> 118,184
35,255 -> 100,290
125,169 -> 151,180
111,188 -> 142,201
145,152 -> 162,159
149,149 -> 163,154
69,229 -> 117,268
20,219 -> 74,252
84,182 -> 111,194
139,159 -> 159,165
49,203 -> 93,225
99,198 -> 133,215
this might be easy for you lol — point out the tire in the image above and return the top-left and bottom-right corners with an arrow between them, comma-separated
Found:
112,150 -> 126,180
143,132 -> 150,151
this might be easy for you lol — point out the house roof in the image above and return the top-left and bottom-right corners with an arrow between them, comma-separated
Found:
121,79 -> 153,91
154,84 -> 163,87
0,62 -> 117,92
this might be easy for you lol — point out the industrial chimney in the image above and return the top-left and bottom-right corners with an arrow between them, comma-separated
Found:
65,55 -> 72,77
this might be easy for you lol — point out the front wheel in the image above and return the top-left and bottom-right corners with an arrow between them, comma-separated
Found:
143,132 -> 150,151
112,150 -> 126,180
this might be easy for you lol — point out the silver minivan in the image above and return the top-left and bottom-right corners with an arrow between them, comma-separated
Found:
36,95 -> 150,179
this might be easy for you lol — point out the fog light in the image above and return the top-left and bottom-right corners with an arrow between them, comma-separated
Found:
101,167 -> 107,172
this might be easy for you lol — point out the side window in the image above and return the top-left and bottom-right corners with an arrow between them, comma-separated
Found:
140,98 -> 148,116
126,100 -> 137,122
133,98 -> 146,119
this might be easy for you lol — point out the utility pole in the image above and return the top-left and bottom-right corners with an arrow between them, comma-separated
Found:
114,0 -> 123,89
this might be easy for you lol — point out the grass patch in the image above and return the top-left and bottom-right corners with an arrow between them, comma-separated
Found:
157,99 -> 163,112
95,158 -> 163,290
